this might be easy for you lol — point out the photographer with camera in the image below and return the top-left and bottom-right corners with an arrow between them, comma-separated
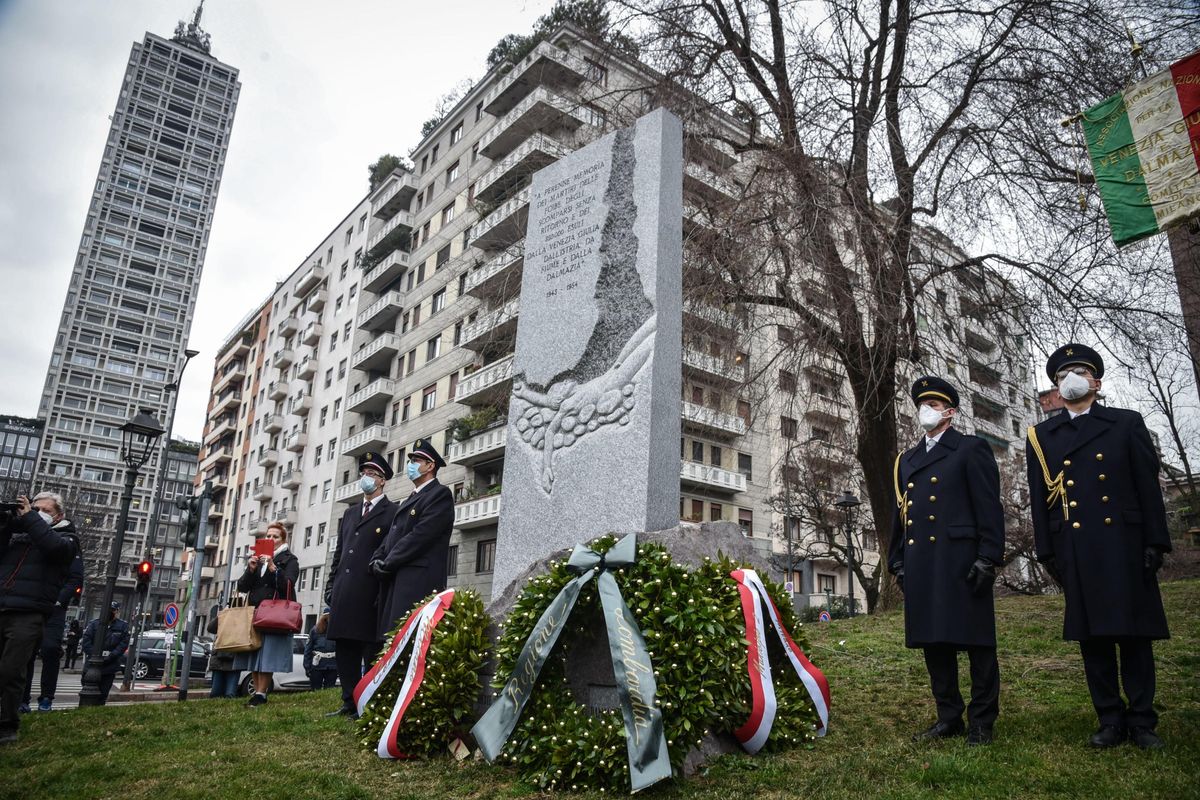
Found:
0,494 -> 78,745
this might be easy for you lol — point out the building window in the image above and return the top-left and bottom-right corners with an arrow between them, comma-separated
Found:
476,539 -> 496,573
304,526 -> 313,548
402,397 -> 411,422
426,336 -> 441,361
441,203 -> 456,226
817,574 -> 836,593
421,384 -> 437,412
317,522 -> 326,545
446,160 -> 459,185
737,452 -> 752,480
690,441 -> 703,462
738,508 -> 753,537
436,245 -> 451,269
474,102 -> 483,122
447,544 -> 458,578
321,480 -> 331,502
781,416 -> 798,438
431,288 -> 446,313
709,503 -> 722,522
779,370 -> 797,393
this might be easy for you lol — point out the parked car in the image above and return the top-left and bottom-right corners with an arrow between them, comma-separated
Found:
237,634 -> 320,695
130,631 -> 208,681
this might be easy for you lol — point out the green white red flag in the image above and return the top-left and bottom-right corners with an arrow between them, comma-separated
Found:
1081,50 -> 1200,247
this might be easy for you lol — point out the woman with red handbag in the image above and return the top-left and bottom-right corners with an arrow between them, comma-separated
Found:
235,522 -> 299,707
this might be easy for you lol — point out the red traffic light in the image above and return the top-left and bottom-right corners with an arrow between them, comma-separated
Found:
137,560 -> 154,576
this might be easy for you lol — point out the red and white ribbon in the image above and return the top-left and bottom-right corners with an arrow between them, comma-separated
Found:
730,569 -> 830,751
353,589 -> 455,759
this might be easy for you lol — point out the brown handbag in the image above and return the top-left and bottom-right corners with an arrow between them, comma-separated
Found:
214,597 -> 261,653
252,580 -> 302,634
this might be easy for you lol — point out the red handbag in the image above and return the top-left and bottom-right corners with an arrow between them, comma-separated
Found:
252,580 -> 302,634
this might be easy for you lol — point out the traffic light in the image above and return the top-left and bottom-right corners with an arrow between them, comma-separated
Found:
72,583 -> 82,606
135,559 -> 154,595
176,495 -> 202,547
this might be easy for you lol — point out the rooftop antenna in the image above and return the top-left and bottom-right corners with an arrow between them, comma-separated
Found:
172,0 -> 212,54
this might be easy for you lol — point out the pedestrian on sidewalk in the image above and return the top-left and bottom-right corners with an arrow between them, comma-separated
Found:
0,494 -> 78,745
304,609 -> 338,691
80,602 -> 130,703
22,498 -> 83,712
206,604 -> 242,699
64,619 -> 82,670
235,522 -> 298,708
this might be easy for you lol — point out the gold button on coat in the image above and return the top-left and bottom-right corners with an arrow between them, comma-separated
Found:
1067,479 -> 1075,487
1099,474 -> 1106,481
1105,518 -> 1112,525
1072,521 -> 1081,529
929,536 -> 936,542
1095,453 -> 1104,461
928,515 -> 936,521
1063,459 -> 1072,467
930,477 -> 938,484
907,538 -> 914,545
1102,496 -> 1109,502
1069,501 -> 1077,508
929,495 -> 937,502
907,519 -> 914,526
907,482 -> 914,489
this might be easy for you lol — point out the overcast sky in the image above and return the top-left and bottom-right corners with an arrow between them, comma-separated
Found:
0,0 -> 556,441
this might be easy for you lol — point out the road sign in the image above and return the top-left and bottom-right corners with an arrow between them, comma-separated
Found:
163,603 -> 179,629
818,610 -> 832,623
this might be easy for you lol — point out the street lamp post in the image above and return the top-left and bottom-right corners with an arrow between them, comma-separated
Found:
833,490 -> 861,617
78,409 -> 164,707
123,348 -> 198,690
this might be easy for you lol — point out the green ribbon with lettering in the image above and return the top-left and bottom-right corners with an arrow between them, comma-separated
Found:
472,533 -> 671,792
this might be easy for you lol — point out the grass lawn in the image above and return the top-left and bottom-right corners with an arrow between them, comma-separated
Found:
3,580 -> 1197,800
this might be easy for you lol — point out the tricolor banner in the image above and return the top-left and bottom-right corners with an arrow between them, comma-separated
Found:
354,589 -> 455,759
1081,50 -> 1200,247
730,569 -> 830,752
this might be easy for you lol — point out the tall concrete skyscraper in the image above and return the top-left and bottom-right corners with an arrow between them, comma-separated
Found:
35,8 -> 239,614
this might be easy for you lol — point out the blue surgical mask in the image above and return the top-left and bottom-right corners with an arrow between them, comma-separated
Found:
358,475 -> 378,494
406,461 -> 422,481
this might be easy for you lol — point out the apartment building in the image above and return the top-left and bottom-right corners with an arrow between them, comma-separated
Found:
34,14 -> 239,605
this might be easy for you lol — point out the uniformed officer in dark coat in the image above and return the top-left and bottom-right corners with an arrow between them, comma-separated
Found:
1026,344 -> 1171,750
370,438 -> 455,641
888,376 -> 1005,745
324,452 -> 397,718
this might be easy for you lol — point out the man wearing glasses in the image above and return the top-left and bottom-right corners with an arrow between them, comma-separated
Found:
1026,344 -> 1171,750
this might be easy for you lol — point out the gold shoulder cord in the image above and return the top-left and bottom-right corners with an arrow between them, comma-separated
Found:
893,453 -> 907,529
1027,426 -> 1069,519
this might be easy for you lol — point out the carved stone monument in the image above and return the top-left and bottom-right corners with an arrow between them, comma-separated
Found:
492,108 -> 683,598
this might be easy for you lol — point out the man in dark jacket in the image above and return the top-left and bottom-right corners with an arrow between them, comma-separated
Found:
81,602 -> 130,702
1026,344 -> 1171,750
23,494 -> 83,712
371,438 -> 454,643
324,452 -> 396,718
888,377 -> 1005,746
0,495 -> 77,744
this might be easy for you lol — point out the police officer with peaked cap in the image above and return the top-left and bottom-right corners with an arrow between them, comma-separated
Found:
370,438 -> 455,641
324,451 -> 397,719
1026,344 -> 1170,749
888,376 -> 1005,745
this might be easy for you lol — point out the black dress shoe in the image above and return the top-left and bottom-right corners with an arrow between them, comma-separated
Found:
324,704 -> 356,718
1088,725 -> 1126,748
1128,727 -> 1164,750
913,720 -> 965,741
966,726 -> 993,746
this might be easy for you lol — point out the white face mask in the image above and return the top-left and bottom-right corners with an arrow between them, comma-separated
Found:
1058,370 -> 1092,401
918,404 -> 948,432
37,510 -> 55,526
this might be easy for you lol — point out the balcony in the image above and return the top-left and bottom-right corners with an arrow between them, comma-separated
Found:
352,332 -> 401,373
805,394 -> 850,423
471,188 -> 530,251
301,322 -> 324,347
347,378 -> 397,414
272,348 -> 295,369
262,413 -> 284,434
267,381 -> 288,401
482,40 -> 590,116
297,356 -> 317,380
281,468 -> 303,490
205,415 -> 236,445
684,161 -> 739,202
679,460 -> 747,494
210,390 -> 241,418
358,291 -> 405,332
448,425 -> 507,466
252,483 -> 275,502
213,361 -> 246,393
306,288 -> 328,313
453,355 -> 515,406
335,480 -> 365,505
284,431 -> 308,452
257,449 -> 279,468
455,493 -> 502,530
476,133 -> 571,204
683,348 -> 745,385
278,316 -> 300,337
368,210 -> 415,253
464,246 -> 524,299
218,334 -> 251,366
681,401 -> 748,437
362,250 -> 411,294
344,424 -> 390,458
459,297 -> 520,350
296,264 -> 326,296
479,86 -> 593,160
207,501 -> 225,520
684,302 -> 745,332
291,394 -> 313,417
371,169 -> 419,220
202,445 -> 233,469
206,471 -> 230,495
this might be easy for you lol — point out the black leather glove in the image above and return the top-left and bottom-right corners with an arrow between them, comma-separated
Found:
889,562 -> 905,593
323,582 -> 333,606
1144,547 -> 1164,582
1041,557 -> 1063,587
368,559 -> 390,579
965,558 -> 996,596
